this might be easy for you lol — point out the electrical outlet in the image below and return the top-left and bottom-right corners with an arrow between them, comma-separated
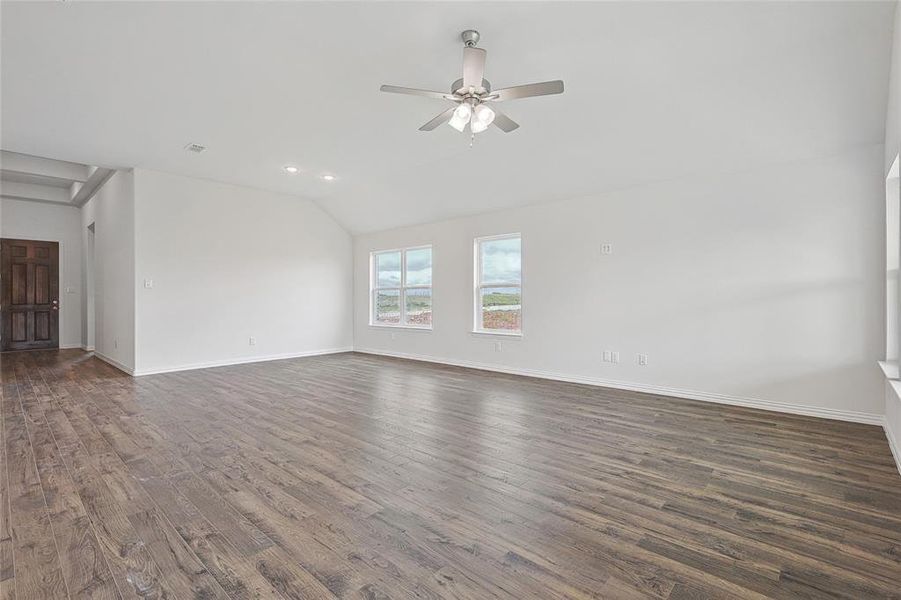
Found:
390,332 -> 397,340
600,243 -> 613,255
638,353 -> 648,366
612,351 -> 620,364
249,336 -> 256,346
494,341 -> 502,352
144,278 -> 153,289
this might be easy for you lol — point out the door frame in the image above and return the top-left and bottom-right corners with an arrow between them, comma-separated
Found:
85,222 -> 95,351
1,237 -> 63,351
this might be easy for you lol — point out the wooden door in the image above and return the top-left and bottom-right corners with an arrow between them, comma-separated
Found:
1,239 -> 59,351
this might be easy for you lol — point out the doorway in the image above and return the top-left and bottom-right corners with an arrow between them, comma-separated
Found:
0,238 -> 60,351
85,223 -> 95,351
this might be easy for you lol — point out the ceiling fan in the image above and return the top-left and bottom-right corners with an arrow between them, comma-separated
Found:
380,30 -> 564,136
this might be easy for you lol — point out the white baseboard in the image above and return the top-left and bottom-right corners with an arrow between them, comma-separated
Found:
132,347 -> 354,377
353,347 -> 885,426
93,352 -> 135,375
884,417 -> 901,477
60,343 -> 83,349
81,345 -> 95,351
884,381 -> 901,476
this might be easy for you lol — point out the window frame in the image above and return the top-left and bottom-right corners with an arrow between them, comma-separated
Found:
884,154 -> 901,378
473,233 -> 522,336
370,245 -> 433,330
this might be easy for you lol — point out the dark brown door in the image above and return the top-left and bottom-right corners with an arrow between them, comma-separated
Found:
1,239 -> 59,351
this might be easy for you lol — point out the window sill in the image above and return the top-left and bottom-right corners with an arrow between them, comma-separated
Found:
471,330 -> 523,338
879,360 -> 899,380
369,324 -> 432,332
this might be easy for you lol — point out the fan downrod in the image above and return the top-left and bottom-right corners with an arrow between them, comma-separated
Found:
461,30 -> 480,48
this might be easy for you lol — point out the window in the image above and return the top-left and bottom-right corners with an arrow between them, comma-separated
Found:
475,234 -> 521,334
371,246 -> 432,328
886,153 -> 900,376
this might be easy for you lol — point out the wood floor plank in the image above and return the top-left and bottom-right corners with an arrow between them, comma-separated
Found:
124,458 -> 299,600
44,357 -> 337,600
0,378 -> 16,600
2,363 -> 67,600
143,358 -> 900,597
15,360 -> 121,600
3,349 -> 901,599
0,537 -> 12,588
139,354 -> 900,596
27,367 -> 166,599
51,517 -> 119,600
38,369 -> 233,599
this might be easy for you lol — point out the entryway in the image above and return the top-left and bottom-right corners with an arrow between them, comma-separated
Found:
0,238 -> 60,351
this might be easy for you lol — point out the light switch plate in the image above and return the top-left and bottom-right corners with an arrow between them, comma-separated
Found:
144,279 -> 153,289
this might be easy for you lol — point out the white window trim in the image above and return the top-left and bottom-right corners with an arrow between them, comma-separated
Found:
885,153 -> 900,377
473,233 -> 522,336
370,245 -> 433,330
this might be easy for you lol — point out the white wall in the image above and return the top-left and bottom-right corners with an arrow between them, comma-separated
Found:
886,1 -> 901,177
0,198 -> 82,348
884,1 -> 901,473
81,170 -> 136,371
132,169 -> 353,375
354,144 -> 886,422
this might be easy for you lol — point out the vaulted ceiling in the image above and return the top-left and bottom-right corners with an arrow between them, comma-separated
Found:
1,1 -> 896,233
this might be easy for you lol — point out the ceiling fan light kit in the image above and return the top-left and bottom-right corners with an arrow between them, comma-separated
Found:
380,30 -> 564,140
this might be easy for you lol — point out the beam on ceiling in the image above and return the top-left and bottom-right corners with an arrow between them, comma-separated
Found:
0,150 -> 90,184
0,180 -> 72,204
70,167 -> 115,207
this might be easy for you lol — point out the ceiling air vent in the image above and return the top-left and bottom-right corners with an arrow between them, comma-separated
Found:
183,143 -> 207,153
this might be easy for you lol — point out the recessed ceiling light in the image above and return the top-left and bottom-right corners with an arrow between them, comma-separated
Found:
283,165 -> 299,174
321,174 -> 336,181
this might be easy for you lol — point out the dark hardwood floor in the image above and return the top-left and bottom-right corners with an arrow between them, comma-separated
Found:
1,350 -> 900,599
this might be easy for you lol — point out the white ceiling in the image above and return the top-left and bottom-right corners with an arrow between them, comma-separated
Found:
1,1 -> 896,233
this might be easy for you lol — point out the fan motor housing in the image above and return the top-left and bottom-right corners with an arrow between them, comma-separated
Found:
451,78 -> 491,96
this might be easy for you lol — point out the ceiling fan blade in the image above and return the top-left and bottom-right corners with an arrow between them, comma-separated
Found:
380,85 -> 453,100
462,47 -> 486,90
419,107 -> 457,131
492,110 -> 519,133
492,80 -> 564,102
